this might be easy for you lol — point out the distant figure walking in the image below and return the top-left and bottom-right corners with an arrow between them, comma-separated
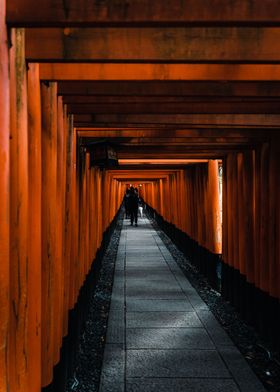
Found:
138,197 -> 144,218
124,188 -> 130,219
127,186 -> 139,226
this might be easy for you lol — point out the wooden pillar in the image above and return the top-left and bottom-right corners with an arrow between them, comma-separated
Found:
259,143 -> 270,294
237,152 -> 245,276
41,81 -> 57,387
179,170 -> 186,232
54,96 -> 65,364
78,150 -> 86,286
243,151 -> 255,284
268,136 -> 280,299
69,128 -> 78,308
159,179 -> 164,216
185,170 -> 191,236
226,154 -> 234,269
101,171 -> 108,231
254,145 -> 261,293
27,63 -> 42,392
85,152 -> 90,274
59,103 -> 67,337
196,166 -> 204,247
0,0 -> 10,389
88,167 -> 93,263
63,112 -> 73,335
96,169 -> 102,247
208,160 -> 222,254
9,28 -> 29,392
222,159 -> 228,263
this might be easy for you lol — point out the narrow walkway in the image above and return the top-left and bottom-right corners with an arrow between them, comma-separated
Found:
99,217 -> 266,392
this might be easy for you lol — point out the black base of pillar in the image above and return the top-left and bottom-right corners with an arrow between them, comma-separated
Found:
146,205 -> 221,292
220,260 -> 280,350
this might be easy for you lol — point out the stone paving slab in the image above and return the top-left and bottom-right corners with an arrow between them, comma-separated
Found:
126,349 -> 230,378
126,276 -> 178,284
99,218 -> 266,392
106,309 -> 125,344
126,311 -> 203,328
126,279 -> 180,291
126,298 -> 194,312
197,310 -> 234,347
125,263 -> 170,270
99,344 -> 125,392
126,327 -> 215,349
219,346 -> 267,392
126,379 -> 240,392
127,253 -> 164,260
125,269 -> 173,279
125,260 -> 166,266
126,287 -> 187,300
109,294 -> 124,310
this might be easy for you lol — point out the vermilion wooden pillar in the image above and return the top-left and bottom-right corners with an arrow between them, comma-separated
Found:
237,153 -> 245,278
0,0 -> 9,389
103,170 -> 110,230
60,102 -> 68,338
41,81 -> 58,387
9,28 -> 29,392
96,169 -> 102,247
254,146 -> 261,294
268,136 -> 280,299
222,159 -> 228,265
54,96 -> 65,365
85,152 -> 90,276
69,128 -> 78,309
27,63 -> 42,392
232,153 -> 239,273
226,154 -> 234,270
208,160 -> 222,254
63,112 -> 73,335
78,152 -> 86,286
159,179 -> 164,216
243,151 -> 254,285
259,143 -> 270,295
179,170 -> 186,232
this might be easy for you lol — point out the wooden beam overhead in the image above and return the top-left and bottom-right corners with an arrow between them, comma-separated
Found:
76,128 -> 271,139
118,159 -> 209,164
26,27 -> 280,62
106,138 -> 253,146
57,81 -> 280,97
116,144 -> 251,154
73,113 -> 280,126
40,63 -> 280,81
117,151 -> 224,159
67,101 -> 280,115
62,95 -> 280,104
7,0 -> 280,27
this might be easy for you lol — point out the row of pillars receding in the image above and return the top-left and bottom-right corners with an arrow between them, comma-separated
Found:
141,142 -> 280,348
141,161 -> 222,254
0,27 -> 124,392
141,145 -> 280,304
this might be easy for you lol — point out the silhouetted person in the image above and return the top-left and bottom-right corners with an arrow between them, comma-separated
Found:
127,186 -> 139,226
138,197 -> 144,217
124,188 -> 130,219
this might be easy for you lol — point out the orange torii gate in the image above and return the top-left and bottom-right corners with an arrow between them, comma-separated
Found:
1,1 -> 280,391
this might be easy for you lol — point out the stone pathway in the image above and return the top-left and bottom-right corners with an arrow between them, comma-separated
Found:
99,218 -> 266,392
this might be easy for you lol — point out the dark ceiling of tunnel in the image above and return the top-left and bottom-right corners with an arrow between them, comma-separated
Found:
21,12 -> 280,171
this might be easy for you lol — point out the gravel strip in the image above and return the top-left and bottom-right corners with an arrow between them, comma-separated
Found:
66,216 -> 123,392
